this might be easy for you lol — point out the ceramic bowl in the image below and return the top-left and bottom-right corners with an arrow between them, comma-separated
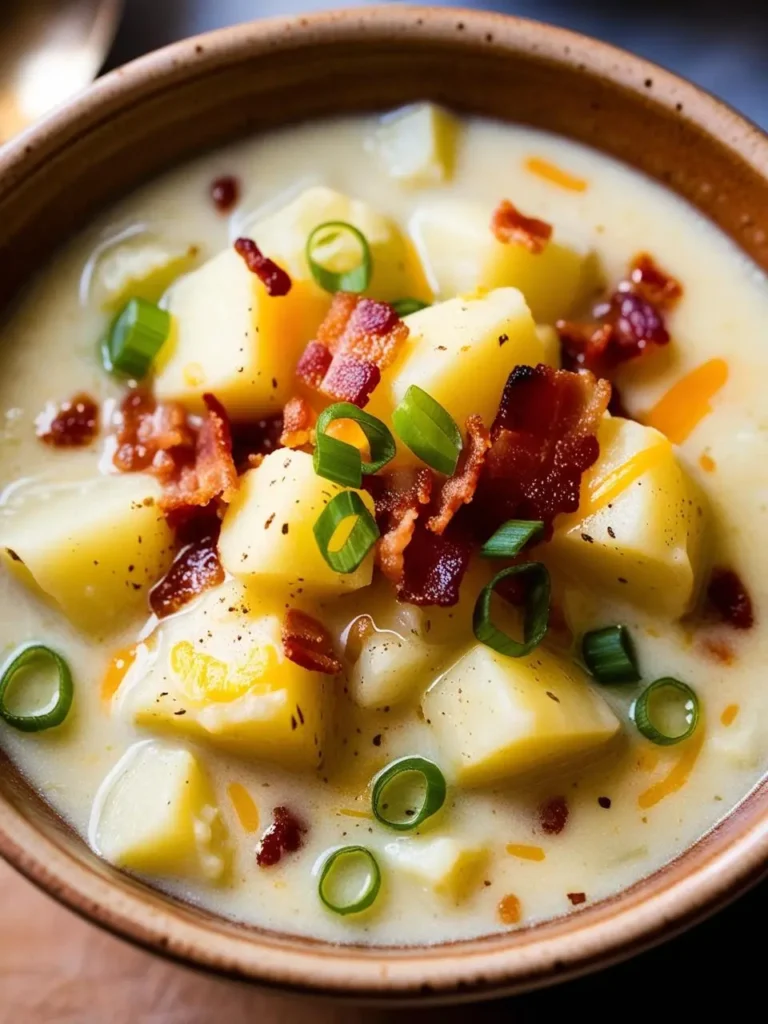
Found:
0,6 -> 766,1002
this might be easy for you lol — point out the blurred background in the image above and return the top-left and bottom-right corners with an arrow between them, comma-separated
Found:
0,1 -> 766,1021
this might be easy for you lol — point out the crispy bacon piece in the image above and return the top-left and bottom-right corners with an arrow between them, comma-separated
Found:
557,252 -> 681,378
159,394 -> 238,514
539,796 -> 569,835
234,237 -> 291,297
397,519 -> 472,607
256,806 -> 306,867
149,531 -> 224,619
427,416 -> 490,535
707,568 -> 754,630
36,393 -> 99,448
279,396 -> 316,449
295,293 -> 408,408
282,608 -> 342,675
366,468 -> 433,583
491,199 -> 553,253
567,892 -> 587,906
113,389 -> 195,474
474,364 -> 610,533
210,175 -> 239,213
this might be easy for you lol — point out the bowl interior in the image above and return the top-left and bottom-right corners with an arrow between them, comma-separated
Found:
0,6 -> 766,1001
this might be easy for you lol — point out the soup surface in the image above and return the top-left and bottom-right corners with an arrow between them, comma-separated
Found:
0,108 -> 766,945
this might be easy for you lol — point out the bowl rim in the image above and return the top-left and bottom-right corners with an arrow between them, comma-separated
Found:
0,4 -> 767,1002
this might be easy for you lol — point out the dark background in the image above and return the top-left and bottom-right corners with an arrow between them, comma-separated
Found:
105,0 -> 764,1012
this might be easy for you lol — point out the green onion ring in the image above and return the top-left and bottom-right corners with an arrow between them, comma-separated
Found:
313,490 -> 380,573
372,755 -> 447,831
391,297 -> 430,316
104,297 -> 171,379
318,845 -> 382,915
480,520 -> 544,559
313,402 -> 396,487
306,221 -> 372,294
631,677 -> 700,746
473,563 -> 550,658
0,644 -> 74,733
582,625 -> 640,684
391,384 -> 462,476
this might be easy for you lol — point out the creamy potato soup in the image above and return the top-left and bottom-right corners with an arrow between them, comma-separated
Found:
0,106 -> 766,945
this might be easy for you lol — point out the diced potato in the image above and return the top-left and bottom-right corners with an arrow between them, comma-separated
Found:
94,237 -> 199,311
366,288 -> 546,451
546,417 -> 708,618
372,103 -> 459,187
411,199 -> 601,323
349,628 -> 442,709
253,185 -> 431,303
154,247 -> 330,418
535,323 -> 561,368
422,643 -> 620,786
121,580 -> 329,770
92,742 -> 228,881
0,474 -> 173,635
383,837 -> 489,902
219,449 -> 375,595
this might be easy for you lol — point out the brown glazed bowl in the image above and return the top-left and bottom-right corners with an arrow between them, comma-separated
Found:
0,5 -> 766,1003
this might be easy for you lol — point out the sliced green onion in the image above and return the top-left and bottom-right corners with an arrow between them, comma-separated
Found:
314,402 -> 396,487
0,644 -> 74,733
372,755 -> 447,831
631,677 -> 700,746
104,297 -> 171,379
473,563 -> 550,658
582,625 -> 640,684
318,845 -> 381,915
392,385 -> 462,476
306,221 -> 372,293
313,490 -> 379,573
391,297 -> 430,317
480,520 -> 544,559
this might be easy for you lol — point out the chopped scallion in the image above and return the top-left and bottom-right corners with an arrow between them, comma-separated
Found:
0,644 -> 74,733
473,563 -> 550,658
306,221 -> 372,294
480,520 -> 544,559
392,384 -> 462,476
104,297 -> 171,379
318,845 -> 381,915
631,677 -> 700,746
582,625 -> 640,684
391,297 -> 430,316
313,490 -> 379,573
372,755 -> 447,831
314,402 -> 396,487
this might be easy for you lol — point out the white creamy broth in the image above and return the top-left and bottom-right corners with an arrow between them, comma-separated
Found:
0,109 -> 766,946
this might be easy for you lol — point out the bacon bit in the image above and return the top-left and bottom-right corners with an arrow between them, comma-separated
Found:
321,354 -> 381,407
231,414 -> 284,472
638,726 -> 705,810
344,615 -> 375,664
113,389 -> 194,474
707,568 -> 754,630
524,156 -> 588,193
149,532 -> 224,619
497,893 -> 522,925
228,782 -> 260,832
645,358 -> 728,445
427,415 -> 490,535
279,396 -> 315,449
721,704 -> 739,727
538,795 -> 569,835
296,341 -> 333,390
475,365 -> 610,532
234,237 -> 291,297
159,394 -> 238,514
256,806 -> 305,867
701,636 -> 735,665
506,843 -> 546,862
629,253 -> 683,309
37,393 -> 98,448
366,468 -> 433,583
210,175 -> 239,213
101,645 -> 137,703
397,520 -> 472,607
567,892 -> 587,906
699,452 -> 716,473
491,199 -> 552,253
282,608 -> 342,675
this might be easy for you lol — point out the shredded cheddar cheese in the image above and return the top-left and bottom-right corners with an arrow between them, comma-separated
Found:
498,893 -> 523,925
646,359 -> 729,444
170,641 -> 275,703
505,843 -> 546,862
699,452 -> 716,473
579,443 -> 668,519
228,782 -> 260,832
637,725 -> 706,809
337,808 -> 373,820
101,646 -> 137,703
524,156 -> 588,193
721,704 -> 739,727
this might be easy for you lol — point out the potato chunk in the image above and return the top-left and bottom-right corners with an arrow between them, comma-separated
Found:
372,103 -> 459,186
253,185 -> 430,303
219,449 -> 375,595
422,643 -> 620,786
349,629 -> 442,709
0,474 -> 173,635
383,837 -> 488,902
92,742 -> 228,881
366,288 -> 545,447
411,200 -> 600,323
154,247 -> 329,418
93,237 -> 198,311
121,581 -> 329,770
546,417 -> 708,618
